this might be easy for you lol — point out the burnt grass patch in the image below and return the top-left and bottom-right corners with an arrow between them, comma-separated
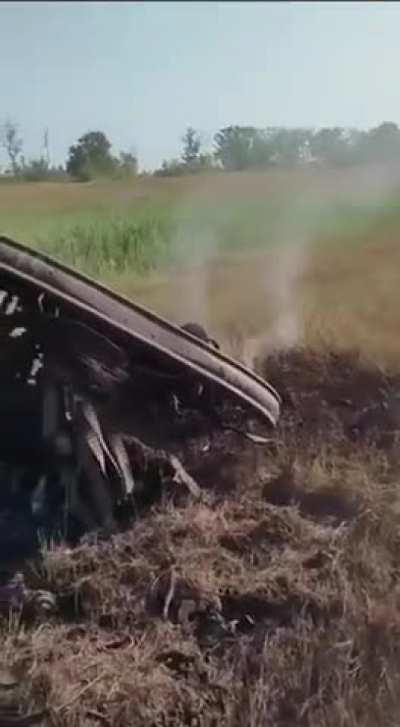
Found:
3,347 -> 400,725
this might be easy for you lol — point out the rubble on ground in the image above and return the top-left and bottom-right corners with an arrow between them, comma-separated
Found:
0,235 -> 280,564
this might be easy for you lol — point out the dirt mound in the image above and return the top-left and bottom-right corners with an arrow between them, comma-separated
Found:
263,347 -> 400,445
2,348 -> 400,726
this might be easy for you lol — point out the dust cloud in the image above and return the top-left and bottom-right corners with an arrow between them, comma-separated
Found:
142,165 -> 400,370
242,165 -> 400,367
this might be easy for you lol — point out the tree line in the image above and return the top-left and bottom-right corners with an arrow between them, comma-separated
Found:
2,119 -> 400,182
0,123 -> 138,182
157,122 -> 400,175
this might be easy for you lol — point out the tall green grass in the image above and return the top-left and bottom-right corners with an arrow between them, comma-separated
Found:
2,187 -> 400,280
39,216 -> 175,277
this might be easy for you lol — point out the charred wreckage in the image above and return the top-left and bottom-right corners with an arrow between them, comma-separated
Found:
0,235 -> 281,558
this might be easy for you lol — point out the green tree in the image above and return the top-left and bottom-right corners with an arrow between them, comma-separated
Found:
213,125 -> 311,170
0,120 -> 23,175
154,158 -> 185,177
247,129 -> 274,168
362,122 -> 400,163
118,151 -> 138,177
66,131 -> 117,181
214,126 -> 259,171
309,127 -> 349,166
197,152 -> 217,171
267,127 -> 312,166
181,127 -> 201,168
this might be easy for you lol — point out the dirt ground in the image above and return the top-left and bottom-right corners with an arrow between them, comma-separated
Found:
2,346 -> 400,726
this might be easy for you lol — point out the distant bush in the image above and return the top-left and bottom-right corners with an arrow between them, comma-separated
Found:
0,158 -> 69,183
154,158 -> 186,177
154,153 -> 217,177
20,157 -> 68,182
111,152 -> 139,181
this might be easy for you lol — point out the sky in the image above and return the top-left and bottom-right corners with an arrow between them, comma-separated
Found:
1,1 -> 400,172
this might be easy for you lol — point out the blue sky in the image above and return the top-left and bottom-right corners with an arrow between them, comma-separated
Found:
1,1 -> 400,171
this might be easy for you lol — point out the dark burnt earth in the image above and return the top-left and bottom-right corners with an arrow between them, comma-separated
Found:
2,348 -> 400,726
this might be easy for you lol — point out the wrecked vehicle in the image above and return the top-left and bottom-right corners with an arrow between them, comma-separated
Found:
0,235 -> 281,551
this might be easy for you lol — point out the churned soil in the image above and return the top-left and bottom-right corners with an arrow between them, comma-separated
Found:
2,347 -> 400,726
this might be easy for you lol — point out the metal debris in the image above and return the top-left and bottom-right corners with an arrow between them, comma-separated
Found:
0,235 -> 281,546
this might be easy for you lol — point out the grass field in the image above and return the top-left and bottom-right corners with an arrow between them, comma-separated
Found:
2,166 -> 400,725
2,164 -> 400,365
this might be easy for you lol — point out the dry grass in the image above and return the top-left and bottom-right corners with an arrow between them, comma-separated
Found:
122,227 -> 400,369
2,349 -> 400,725
1,168 -> 400,725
